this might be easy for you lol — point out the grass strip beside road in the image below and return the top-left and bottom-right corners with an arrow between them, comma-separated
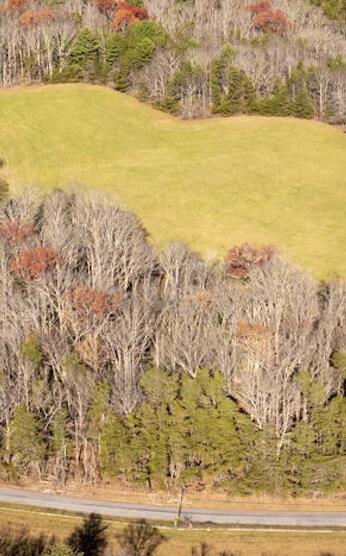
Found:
0,503 -> 345,556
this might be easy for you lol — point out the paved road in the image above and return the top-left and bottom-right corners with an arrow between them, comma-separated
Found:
0,486 -> 345,527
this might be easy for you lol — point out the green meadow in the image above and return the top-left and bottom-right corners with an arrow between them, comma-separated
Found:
1,83 -> 346,276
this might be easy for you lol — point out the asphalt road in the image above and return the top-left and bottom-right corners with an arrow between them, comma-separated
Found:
0,486 -> 345,527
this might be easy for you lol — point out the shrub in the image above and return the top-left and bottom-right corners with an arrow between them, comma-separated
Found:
44,545 -> 82,556
0,526 -> 54,556
117,519 -> 167,556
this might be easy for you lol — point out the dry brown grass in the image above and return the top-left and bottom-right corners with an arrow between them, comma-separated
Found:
0,505 -> 345,556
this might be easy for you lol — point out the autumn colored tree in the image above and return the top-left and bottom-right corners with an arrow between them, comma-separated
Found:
113,1 -> 149,30
248,1 -> 272,14
0,220 -> 35,243
10,246 -> 58,278
224,243 -> 275,278
68,286 -> 115,319
248,1 -> 288,33
19,8 -> 57,27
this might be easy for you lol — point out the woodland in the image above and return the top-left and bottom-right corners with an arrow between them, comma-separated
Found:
0,188 -> 345,495
1,0 -> 346,121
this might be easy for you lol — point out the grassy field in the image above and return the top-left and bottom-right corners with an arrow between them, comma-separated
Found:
1,84 -> 346,276
0,504 -> 345,556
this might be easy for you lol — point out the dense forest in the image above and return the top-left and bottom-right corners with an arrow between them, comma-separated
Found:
0,0 -> 346,122
0,188 -> 345,494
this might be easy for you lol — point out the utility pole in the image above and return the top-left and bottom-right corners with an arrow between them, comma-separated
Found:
174,485 -> 185,528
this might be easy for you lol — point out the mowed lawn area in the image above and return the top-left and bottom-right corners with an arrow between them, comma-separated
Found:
1,84 -> 346,276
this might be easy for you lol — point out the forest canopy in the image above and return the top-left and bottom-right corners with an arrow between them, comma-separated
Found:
0,0 -> 346,122
0,188 -> 345,494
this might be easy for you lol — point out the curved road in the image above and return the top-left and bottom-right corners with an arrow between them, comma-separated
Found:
0,486 -> 345,527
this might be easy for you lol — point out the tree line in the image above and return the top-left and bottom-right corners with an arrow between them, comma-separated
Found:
0,188 -> 345,494
0,0 -> 346,122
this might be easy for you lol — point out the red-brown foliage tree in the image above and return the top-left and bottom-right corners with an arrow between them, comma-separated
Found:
248,1 -> 288,33
68,286 -> 118,319
0,219 -> 35,244
248,1 -> 271,14
19,8 -> 57,27
254,8 -> 287,32
225,243 -> 275,278
113,1 -> 149,30
10,247 -> 58,279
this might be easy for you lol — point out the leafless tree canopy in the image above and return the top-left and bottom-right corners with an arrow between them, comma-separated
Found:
0,188 -> 345,483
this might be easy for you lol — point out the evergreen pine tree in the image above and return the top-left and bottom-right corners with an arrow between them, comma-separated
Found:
99,415 -> 132,480
210,60 -> 223,113
270,77 -> 292,116
227,65 -> 244,114
69,29 -> 101,80
105,32 -> 125,71
242,73 -> 257,113
50,408 -> 71,484
9,406 -> 43,474
217,95 -> 233,116
293,87 -> 314,118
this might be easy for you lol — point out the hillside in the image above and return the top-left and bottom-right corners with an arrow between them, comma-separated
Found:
1,0 -> 346,122
1,84 -> 346,276
0,187 -> 345,493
